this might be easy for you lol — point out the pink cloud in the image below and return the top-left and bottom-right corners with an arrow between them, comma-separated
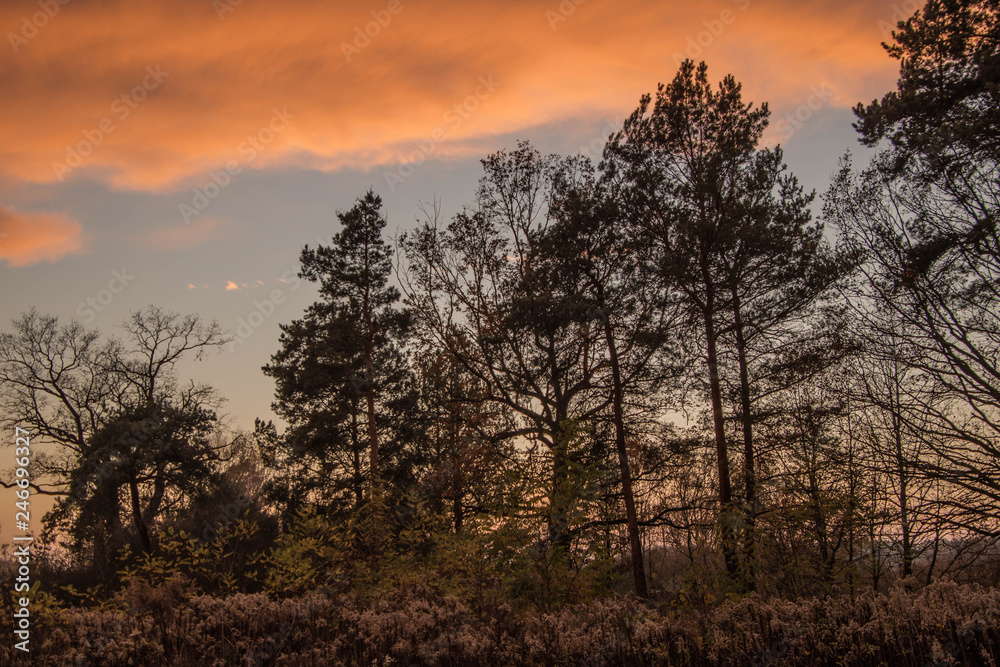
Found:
0,206 -> 87,267
0,0 -> 902,192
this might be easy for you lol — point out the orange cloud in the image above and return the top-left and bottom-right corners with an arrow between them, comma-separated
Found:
0,206 -> 86,267
140,216 -> 228,251
225,281 -> 241,291
0,0 -> 904,192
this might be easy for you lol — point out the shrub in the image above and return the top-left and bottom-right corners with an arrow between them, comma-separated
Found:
2,578 -> 997,665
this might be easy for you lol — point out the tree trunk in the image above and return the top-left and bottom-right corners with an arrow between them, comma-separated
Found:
128,470 -> 153,554
362,284 -> 379,492
891,368 -> 913,577
704,298 -> 739,581
143,463 -> 167,525
550,432 -> 569,551
808,468 -> 834,587
732,294 -> 756,591
897,445 -> 913,577
549,401 -> 574,555
365,352 -> 378,488
600,303 -> 649,598
351,410 -> 363,509
453,493 -> 463,534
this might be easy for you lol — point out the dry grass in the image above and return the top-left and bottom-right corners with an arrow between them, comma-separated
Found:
2,578 -> 998,665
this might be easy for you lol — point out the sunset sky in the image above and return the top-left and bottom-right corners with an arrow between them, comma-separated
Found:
0,0 -> 910,431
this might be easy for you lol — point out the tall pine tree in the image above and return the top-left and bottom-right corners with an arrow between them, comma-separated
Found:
263,190 -> 416,520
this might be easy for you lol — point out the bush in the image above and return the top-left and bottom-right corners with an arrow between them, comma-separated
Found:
2,578 -> 998,665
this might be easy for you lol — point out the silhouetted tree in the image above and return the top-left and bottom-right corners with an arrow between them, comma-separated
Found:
604,60 -> 855,589
0,307 -> 229,562
263,190 -> 418,522
830,0 -> 1000,536
400,145 -> 614,563
412,341 -> 511,534
529,155 -> 682,597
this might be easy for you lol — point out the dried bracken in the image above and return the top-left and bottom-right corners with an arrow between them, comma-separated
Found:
3,578 -> 997,666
